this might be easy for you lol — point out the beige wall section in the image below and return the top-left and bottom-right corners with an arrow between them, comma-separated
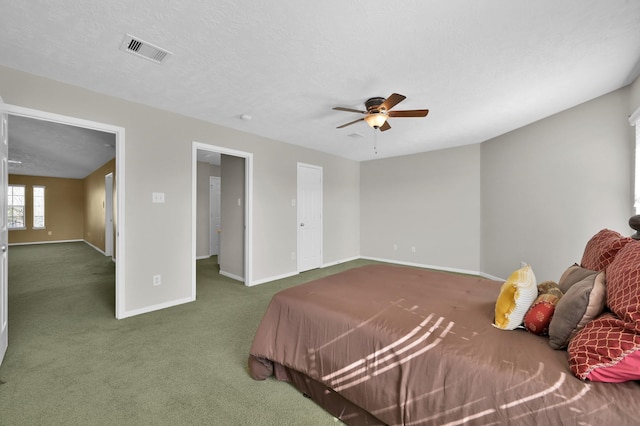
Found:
8,175 -> 84,243
481,87 -> 634,282
220,155 -> 245,279
629,74 -> 640,113
84,158 -> 115,252
322,156 -> 360,265
195,162 -> 220,258
0,65 -> 361,315
360,144 -> 481,272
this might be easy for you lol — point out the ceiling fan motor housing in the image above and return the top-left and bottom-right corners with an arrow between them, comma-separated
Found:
365,97 -> 386,112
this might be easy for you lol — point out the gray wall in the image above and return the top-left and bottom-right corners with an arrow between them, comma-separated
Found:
481,87 -> 634,281
360,83 -> 638,283
360,144 -> 481,272
321,158 -> 361,266
220,154 -> 245,279
0,65 -> 361,316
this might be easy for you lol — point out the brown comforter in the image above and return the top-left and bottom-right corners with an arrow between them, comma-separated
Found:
249,264 -> 640,425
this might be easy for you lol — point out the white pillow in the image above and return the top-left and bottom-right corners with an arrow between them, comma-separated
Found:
493,265 -> 538,330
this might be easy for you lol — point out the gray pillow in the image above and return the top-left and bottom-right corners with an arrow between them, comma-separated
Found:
557,264 -> 597,293
548,271 -> 606,350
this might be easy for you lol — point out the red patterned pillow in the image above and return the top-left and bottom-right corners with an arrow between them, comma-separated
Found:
568,313 -> 640,382
580,229 -> 631,271
606,240 -> 640,331
524,293 -> 559,335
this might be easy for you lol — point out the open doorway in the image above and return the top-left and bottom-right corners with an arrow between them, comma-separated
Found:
191,142 -> 253,296
0,101 -> 125,318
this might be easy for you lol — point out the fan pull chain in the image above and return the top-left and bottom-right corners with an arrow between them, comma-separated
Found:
373,128 -> 378,155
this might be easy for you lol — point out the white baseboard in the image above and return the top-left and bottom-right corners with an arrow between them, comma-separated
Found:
250,256 -> 369,287
479,272 -> 505,281
117,296 -> 195,320
322,255 -> 360,268
219,270 -> 245,282
236,255 -> 506,289
9,239 -> 83,247
359,256 -> 496,279
83,240 -> 106,255
250,255 -> 365,287
249,270 -> 299,287
7,239 -> 115,259
195,255 -> 211,260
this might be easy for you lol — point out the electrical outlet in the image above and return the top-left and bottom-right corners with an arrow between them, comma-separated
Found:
393,244 -> 398,251
411,246 -> 416,253
153,274 -> 161,286
152,192 -> 165,203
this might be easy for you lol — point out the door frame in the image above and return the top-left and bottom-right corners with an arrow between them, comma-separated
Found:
0,99 -> 7,366
191,141 -> 253,292
0,101 -> 126,319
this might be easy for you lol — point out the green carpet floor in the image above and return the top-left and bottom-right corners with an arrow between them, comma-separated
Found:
0,242 -> 377,425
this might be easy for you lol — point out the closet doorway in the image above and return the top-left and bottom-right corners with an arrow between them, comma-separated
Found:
191,141 -> 253,296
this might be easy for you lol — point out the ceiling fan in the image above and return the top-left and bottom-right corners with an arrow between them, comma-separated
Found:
333,93 -> 429,132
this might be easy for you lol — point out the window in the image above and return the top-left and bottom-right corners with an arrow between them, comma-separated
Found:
8,185 -> 25,229
33,185 -> 45,229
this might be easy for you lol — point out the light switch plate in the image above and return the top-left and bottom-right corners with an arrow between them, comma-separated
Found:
152,192 -> 165,203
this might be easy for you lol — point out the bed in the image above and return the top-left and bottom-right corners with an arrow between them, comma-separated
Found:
249,230 -> 640,425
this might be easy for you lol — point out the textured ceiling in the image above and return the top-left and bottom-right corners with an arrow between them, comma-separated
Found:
8,116 -> 115,179
1,0 -> 640,168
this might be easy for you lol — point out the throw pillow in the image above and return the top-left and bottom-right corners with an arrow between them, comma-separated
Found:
605,240 -> 640,332
536,280 -> 563,299
580,229 -> 631,271
493,265 -> 537,330
557,264 -> 597,293
524,293 -> 560,335
568,313 -> 640,382
548,271 -> 606,350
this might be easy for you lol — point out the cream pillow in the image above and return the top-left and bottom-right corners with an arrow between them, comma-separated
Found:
493,265 -> 538,330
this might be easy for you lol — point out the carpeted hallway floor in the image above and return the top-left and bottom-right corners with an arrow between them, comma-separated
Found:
0,242 -> 376,425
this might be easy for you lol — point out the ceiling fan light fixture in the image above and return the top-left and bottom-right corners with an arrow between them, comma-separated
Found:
364,112 -> 388,129
333,93 -> 427,132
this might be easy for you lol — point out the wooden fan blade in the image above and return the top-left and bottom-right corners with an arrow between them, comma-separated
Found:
333,107 -> 367,114
388,109 -> 429,118
337,117 -> 365,129
379,121 -> 391,132
380,93 -> 406,111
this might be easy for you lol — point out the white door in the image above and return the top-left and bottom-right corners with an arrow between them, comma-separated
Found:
297,163 -> 322,272
104,173 -> 114,258
209,176 -> 221,256
0,105 -> 8,365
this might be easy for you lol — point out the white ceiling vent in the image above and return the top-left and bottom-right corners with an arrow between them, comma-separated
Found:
120,34 -> 172,64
